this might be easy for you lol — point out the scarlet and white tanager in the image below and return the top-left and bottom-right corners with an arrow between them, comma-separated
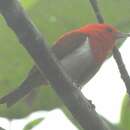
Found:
0,23 -> 130,107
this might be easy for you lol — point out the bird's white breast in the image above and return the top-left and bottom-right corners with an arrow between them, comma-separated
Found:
60,38 -> 101,87
61,38 -> 93,71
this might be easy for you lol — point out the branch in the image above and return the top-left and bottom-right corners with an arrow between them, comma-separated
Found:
113,48 -> 130,94
89,0 -> 104,23
89,0 -> 130,96
0,0 -> 110,130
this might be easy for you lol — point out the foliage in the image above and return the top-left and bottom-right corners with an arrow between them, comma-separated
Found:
119,95 -> 130,130
0,1 -> 130,130
23,118 -> 44,130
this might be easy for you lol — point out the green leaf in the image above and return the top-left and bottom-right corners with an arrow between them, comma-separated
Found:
119,95 -> 130,130
21,0 -> 39,9
24,118 -> 44,130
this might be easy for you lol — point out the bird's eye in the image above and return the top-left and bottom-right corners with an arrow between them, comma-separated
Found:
106,28 -> 113,32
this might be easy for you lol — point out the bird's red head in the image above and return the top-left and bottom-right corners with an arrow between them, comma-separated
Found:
79,23 -> 118,40
77,23 -> 129,63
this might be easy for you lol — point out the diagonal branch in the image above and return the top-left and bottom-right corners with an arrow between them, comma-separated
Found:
113,47 -> 130,94
89,0 -> 104,23
89,0 -> 130,96
0,0 -> 110,130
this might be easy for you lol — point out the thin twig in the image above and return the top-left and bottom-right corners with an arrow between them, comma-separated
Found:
113,47 -> 130,94
0,0 -> 110,130
89,0 -> 130,96
89,0 -> 104,23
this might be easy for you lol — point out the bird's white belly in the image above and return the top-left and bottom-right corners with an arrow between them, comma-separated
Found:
61,43 -> 93,72
60,42 -> 100,86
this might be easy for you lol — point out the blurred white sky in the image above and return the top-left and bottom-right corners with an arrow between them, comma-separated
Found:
0,38 -> 130,130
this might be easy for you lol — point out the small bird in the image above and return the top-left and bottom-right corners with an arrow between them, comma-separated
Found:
0,23 -> 130,107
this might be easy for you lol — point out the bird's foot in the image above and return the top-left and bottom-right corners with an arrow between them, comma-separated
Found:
87,99 -> 95,110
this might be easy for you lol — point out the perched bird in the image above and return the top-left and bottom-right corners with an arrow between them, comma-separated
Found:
0,23 -> 130,107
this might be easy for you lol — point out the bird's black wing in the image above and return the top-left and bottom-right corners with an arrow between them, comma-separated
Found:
0,32 -> 87,107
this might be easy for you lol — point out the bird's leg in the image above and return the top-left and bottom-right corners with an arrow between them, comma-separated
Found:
72,80 -> 95,110
87,99 -> 95,110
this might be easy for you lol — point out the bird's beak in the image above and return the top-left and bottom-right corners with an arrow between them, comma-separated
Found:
116,32 -> 130,39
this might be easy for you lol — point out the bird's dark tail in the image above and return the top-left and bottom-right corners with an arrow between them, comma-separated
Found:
0,66 -> 47,107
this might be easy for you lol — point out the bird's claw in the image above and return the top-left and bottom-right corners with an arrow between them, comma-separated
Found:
87,99 -> 95,110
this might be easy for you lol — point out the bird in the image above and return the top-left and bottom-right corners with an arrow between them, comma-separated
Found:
0,23 -> 130,107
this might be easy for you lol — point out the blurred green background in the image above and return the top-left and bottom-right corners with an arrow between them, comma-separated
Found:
0,0 -> 130,129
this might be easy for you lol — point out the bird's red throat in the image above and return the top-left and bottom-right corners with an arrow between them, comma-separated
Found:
89,34 -> 115,63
